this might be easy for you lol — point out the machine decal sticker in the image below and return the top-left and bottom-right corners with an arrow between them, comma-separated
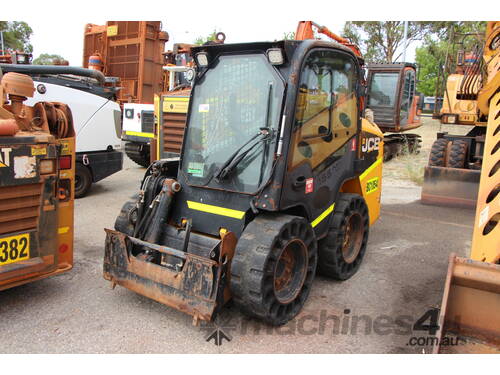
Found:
366,177 -> 379,194
187,162 -> 204,177
14,156 -> 37,179
361,136 -> 380,153
31,147 -> 47,156
305,178 -> 314,194
0,147 -> 12,167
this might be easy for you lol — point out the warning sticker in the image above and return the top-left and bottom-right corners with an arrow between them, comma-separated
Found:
31,147 -> 47,156
305,178 -> 314,194
199,104 -> 210,113
187,162 -> 204,177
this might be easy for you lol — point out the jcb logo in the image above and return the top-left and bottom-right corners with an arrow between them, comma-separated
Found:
0,148 -> 12,168
361,137 -> 380,153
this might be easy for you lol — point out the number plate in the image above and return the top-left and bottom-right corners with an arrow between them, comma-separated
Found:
0,233 -> 30,266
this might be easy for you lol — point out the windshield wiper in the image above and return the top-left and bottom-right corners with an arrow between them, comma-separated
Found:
214,83 -> 274,183
214,128 -> 271,182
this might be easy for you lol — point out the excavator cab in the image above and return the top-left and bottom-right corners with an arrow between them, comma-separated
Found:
366,63 -> 422,159
104,39 -> 384,325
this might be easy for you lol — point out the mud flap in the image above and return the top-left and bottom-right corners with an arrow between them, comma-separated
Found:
434,254 -> 500,353
103,229 -> 224,323
421,166 -> 480,209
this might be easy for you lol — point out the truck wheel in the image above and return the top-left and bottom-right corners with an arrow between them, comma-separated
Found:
230,214 -> 317,326
317,193 -> 369,280
75,163 -> 92,198
428,138 -> 450,167
447,140 -> 468,168
114,194 -> 140,236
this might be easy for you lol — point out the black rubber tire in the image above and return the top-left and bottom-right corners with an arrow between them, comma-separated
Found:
75,163 -> 92,198
317,193 -> 369,280
428,138 -> 450,167
447,139 -> 468,168
230,214 -> 317,326
114,193 -> 140,236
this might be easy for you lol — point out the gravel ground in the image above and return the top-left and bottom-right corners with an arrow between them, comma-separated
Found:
0,124 -> 476,353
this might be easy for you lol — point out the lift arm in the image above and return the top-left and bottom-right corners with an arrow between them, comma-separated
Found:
295,21 -> 362,57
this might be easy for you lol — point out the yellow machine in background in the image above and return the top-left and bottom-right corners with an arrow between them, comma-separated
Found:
422,22 -> 500,208
0,68 -> 75,291
434,21 -> 500,353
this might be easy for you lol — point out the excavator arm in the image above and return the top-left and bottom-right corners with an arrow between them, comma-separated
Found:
295,21 -> 362,57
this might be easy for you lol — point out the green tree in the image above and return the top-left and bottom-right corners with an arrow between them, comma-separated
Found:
283,31 -> 295,40
33,53 -> 67,65
341,21 -> 439,63
194,30 -> 219,45
0,21 -> 33,53
415,22 -> 486,97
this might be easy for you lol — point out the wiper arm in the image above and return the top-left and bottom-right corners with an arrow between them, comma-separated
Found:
215,128 -> 271,182
214,82 -> 275,183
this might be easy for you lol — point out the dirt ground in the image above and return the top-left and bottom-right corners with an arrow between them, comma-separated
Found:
0,114 -> 481,353
383,116 -> 473,187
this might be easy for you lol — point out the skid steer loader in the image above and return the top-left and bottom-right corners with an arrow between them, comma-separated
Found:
104,39 -> 384,325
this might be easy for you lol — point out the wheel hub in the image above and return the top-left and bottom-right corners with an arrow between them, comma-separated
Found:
342,213 -> 364,264
274,239 -> 308,304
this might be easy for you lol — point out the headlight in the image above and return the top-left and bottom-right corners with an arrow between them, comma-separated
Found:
267,48 -> 284,65
195,53 -> 209,67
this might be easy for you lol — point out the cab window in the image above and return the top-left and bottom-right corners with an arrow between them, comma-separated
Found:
291,50 -> 358,170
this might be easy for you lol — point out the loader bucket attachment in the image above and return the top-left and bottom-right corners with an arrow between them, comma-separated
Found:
421,166 -> 480,209
103,229 -> 234,323
434,254 -> 500,353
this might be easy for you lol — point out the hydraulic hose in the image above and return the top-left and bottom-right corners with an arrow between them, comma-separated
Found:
0,64 -> 106,85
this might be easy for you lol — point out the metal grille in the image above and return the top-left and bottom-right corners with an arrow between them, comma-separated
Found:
141,111 -> 155,134
0,183 -> 42,235
162,112 -> 187,154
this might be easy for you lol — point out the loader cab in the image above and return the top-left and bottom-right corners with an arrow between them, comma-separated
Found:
170,40 -> 370,238
366,63 -> 418,132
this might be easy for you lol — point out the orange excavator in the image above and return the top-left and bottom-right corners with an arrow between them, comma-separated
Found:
296,21 -> 423,160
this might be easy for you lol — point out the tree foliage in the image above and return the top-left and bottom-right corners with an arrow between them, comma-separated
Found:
341,21 -> 438,63
33,53 -> 67,65
194,30 -> 219,46
415,22 -> 486,96
0,21 -> 33,53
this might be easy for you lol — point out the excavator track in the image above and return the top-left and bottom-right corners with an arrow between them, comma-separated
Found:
383,133 -> 422,161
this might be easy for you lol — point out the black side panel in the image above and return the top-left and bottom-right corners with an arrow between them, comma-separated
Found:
77,150 -> 123,183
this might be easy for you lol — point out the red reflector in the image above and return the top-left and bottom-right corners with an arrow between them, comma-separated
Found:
59,156 -> 72,170
59,244 -> 69,254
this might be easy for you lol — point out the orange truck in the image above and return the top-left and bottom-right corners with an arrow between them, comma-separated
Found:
0,68 -> 75,290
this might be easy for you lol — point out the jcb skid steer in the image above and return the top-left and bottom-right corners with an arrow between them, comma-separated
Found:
104,39 -> 383,325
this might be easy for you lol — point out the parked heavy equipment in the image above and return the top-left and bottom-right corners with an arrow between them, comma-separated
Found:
433,21 -> 499,353
296,21 -> 423,162
153,38 -> 225,161
422,22 -> 499,208
104,37 -> 385,324
0,64 -> 123,198
0,68 -> 75,290
83,21 -> 168,167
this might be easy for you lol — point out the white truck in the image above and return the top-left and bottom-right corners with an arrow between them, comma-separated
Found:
0,64 -> 123,198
